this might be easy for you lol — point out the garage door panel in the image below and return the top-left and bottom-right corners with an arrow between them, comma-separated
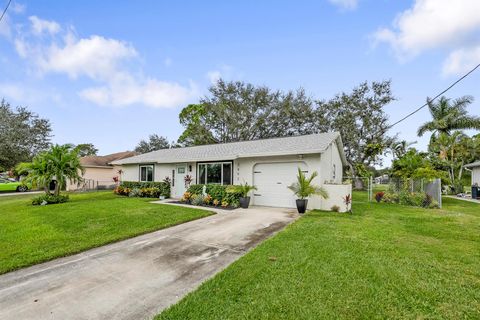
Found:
253,162 -> 307,208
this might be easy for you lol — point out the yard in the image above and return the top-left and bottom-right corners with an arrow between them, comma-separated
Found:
0,191 -> 213,274
158,192 -> 480,319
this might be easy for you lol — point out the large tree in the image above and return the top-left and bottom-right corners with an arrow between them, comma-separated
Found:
135,134 -> 171,154
417,96 -> 480,141
314,80 -> 396,178
0,99 -> 52,170
177,80 -> 316,146
73,143 -> 98,157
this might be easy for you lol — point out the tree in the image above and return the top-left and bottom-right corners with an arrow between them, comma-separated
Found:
17,144 -> 84,196
417,96 -> 480,141
389,140 -> 417,160
0,99 -> 52,170
391,148 -> 444,180
135,134 -> 170,153
177,79 -> 316,146
314,81 -> 396,179
73,143 -> 98,157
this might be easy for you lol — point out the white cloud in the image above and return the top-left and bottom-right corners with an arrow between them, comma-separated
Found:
373,0 -> 480,58
11,2 -> 26,14
206,70 -> 222,84
0,14 -> 11,38
443,46 -> 480,76
10,16 -> 197,108
328,0 -> 358,10
29,16 -> 61,35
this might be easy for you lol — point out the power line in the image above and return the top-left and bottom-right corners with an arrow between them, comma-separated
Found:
385,63 -> 480,133
0,0 -> 11,23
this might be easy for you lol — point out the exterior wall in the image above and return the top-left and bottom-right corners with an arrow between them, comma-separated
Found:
321,184 -> 352,212
472,167 -> 480,186
319,140 -> 343,184
67,165 -> 122,191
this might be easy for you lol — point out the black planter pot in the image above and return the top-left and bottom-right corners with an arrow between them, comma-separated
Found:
239,196 -> 251,209
296,199 -> 308,214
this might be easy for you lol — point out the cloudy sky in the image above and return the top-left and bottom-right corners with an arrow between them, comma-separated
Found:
1,0 -> 479,165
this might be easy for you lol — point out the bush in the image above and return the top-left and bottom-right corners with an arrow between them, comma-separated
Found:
119,181 -> 170,198
191,194 -> 205,206
382,191 -> 438,209
331,205 -> 340,212
375,191 -> 385,203
187,184 -> 242,205
381,192 -> 399,203
32,194 -> 69,205
129,188 -> 142,197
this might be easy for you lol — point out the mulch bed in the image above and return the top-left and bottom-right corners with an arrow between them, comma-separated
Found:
167,201 -> 238,211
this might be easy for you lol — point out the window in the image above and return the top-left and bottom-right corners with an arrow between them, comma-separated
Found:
197,162 -> 232,185
332,164 -> 336,180
140,165 -> 154,182
177,167 -> 185,174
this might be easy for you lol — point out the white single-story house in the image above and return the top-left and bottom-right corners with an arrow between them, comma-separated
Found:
465,161 -> 480,186
111,132 -> 351,211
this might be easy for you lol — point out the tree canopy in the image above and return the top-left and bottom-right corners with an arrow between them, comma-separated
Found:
135,134 -> 171,154
0,99 -> 52,170
177,79 -> 395,176
73,143 -> 98,157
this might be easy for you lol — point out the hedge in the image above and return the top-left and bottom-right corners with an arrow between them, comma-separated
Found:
120,181 -> 170,198
186,184 -> 243,206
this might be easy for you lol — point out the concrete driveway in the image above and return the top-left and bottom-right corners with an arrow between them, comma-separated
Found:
0,204 -> 297,320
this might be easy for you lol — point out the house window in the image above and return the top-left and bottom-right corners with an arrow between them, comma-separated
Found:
197,162 -> 232,185
332,164 -> 336,180
140,165 -> 154,182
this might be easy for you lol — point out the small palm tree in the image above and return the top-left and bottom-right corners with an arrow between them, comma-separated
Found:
288,168 -> 328,200
417,96 -> 480,140
17,144 -> 84,196
227,182 -> 257,198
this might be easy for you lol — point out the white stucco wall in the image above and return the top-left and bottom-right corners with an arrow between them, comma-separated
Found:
319,141 -> 343,185
321,184 -> 352,212
472,167 -> 480,185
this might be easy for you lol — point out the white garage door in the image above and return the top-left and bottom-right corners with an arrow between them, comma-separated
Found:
253,162 -> 308,208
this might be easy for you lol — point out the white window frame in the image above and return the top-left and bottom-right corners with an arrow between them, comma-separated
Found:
139,164 -> 154,182
197,162 -> 232,185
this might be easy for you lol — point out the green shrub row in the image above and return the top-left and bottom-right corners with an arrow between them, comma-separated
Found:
120,181 -> 170,197
381,191 -> 439,209
32,194 -> 69,205
186,184 -> 243,207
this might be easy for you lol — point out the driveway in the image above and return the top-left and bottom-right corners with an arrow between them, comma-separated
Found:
0,204 -> 297,320
0,191 -> 43,197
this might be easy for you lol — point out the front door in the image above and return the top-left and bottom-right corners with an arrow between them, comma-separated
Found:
175,164 -> 187,197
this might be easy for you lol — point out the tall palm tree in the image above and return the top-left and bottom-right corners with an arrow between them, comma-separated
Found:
17,144 -> 84,196
417,96 -> 480,140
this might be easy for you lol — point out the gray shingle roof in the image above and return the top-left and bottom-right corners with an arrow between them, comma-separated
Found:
465,161 -> 480,168
111,132 -> 346,165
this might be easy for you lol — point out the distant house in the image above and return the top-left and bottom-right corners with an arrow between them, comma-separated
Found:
465,161 -> 480,186
67,151 -> 137,191
112,133 -> 352,211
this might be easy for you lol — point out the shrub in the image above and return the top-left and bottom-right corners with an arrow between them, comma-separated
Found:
375,191 -> 385,203
213,199 -> 220,206
129,188 -> 142,197
221,200 -> 229,207
181,192 -> 192,203
187,184 -> 243,205
191,194 -> 205,206
331,205 -> 340,212
119,181 -> 170,198
422,193 -> 433,208
381,192 -> 399,203
204,194 -> 212,205
32,194 -> 69,205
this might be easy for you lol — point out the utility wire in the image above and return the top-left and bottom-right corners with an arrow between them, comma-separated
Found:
383,62 -> 480,134
0,0 -> 11,23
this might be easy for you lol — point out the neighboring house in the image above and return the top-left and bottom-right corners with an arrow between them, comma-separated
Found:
67,151 -> 137,191
112,133 -> 351,210
465,161 -> 480,186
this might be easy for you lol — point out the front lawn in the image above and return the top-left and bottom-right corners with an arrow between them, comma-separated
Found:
158,194 -> 480,319
0,192 -> 213,274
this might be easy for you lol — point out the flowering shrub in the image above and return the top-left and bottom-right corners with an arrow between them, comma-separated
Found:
381,191 -> 438,209
114,185 -> 165,198
375,191 -> 385,203
213,199 -> 220,206
181,191 -> 192,203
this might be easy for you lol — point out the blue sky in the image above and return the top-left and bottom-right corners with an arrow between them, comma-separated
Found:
1,0 -> 479,167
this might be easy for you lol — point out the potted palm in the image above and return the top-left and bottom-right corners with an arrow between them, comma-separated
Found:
227,182 -> 257,209
288,168 -> 328,214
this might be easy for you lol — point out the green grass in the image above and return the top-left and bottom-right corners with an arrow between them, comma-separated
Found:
158,193 -> 480,319
0,191 -> 213,274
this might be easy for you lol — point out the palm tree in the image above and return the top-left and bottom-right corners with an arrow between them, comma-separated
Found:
390,140 -> 417,160
17,144 -> 84,196
417,96 -> 480,140
288,168 -> 328,200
